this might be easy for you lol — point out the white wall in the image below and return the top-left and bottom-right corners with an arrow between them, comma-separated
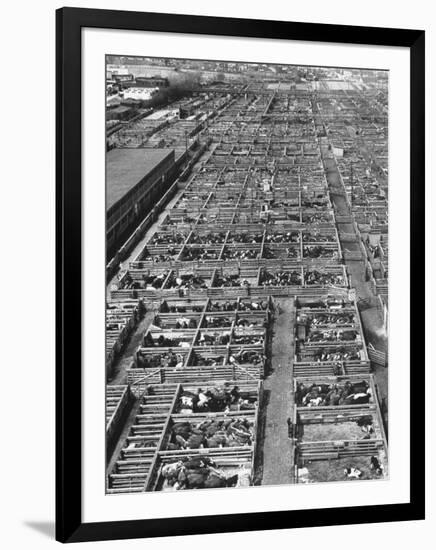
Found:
0,0 -> 433,548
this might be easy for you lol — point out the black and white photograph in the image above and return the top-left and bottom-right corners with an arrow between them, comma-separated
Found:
0,1 -> 431,547
105,55 -> 389,494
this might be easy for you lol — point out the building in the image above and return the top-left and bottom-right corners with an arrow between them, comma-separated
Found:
113,73 -> 135,84
110,73 -> 136,91
120,98 -> 144,109
106,105 -> 136,122
122,87 -> 159,102
135,76 -> 169,88
106,148 -> 175,257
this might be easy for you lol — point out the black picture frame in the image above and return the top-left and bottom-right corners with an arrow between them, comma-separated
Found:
56,7 -> 425,543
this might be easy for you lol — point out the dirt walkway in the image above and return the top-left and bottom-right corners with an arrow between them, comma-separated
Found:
260,298 -> 295,486
323,155 -> 388,411
108,310 -> 156,385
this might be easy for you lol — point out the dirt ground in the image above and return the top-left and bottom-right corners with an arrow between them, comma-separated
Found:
257,298 -> 295,486
108,310 -> 156,385
300,455 -> 385,483
301,421 -> 369,442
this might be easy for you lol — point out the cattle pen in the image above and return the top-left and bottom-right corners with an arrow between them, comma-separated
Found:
105,63 -> 388,493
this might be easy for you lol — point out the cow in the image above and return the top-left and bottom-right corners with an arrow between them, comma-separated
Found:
344,467 -> 363,479
370,456 -> 384,475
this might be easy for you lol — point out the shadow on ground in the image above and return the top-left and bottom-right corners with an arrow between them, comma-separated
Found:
24,521 -> 54,538
253,388 -> 271,485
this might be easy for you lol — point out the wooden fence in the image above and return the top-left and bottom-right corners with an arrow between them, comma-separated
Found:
368,343 -> 387,368
297,439 -> 385,461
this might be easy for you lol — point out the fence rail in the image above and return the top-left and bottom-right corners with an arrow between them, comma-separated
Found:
368,344 -> 387,367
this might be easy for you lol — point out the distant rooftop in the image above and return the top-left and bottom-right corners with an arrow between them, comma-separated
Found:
108,105 -> 133,114
106,148 -> 174,211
